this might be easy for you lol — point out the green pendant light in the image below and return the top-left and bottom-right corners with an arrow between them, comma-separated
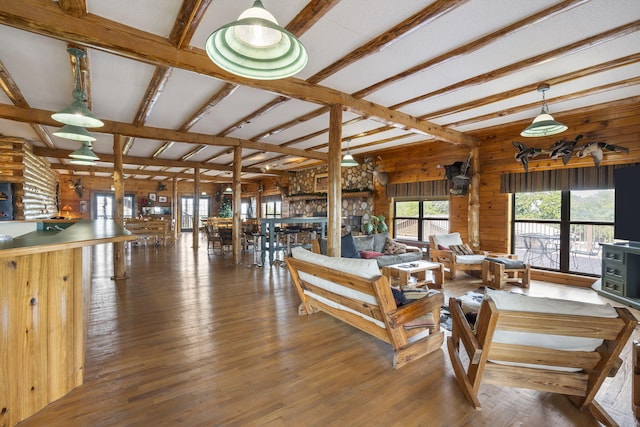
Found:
205,0 -> 308,80
341,139 -> 359,167
52,48 -> 104,128
53,124 -> 96,142
520,84 -> 567,137
69,141 -> 100,165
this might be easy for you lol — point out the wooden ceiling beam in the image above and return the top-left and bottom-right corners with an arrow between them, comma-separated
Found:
392,20 -> 640,110
0,0 -> 475,146
352,0 -> 592,99
52,163 -> 235,182
0,103 -> 329,161
57,0 -> 86,18
33,146 -> 285,175
0,58 -> 55,149
308,0 -> 467,84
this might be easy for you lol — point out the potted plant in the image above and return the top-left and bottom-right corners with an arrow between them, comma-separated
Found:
363,214 -> 388,234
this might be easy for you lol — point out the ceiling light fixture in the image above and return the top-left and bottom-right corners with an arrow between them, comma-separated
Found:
52,124 -> 96,142
69,141 -> 99,165
223,186 -> 233,194
340,139 -> 359,167
520,84 -> 567,137
52,47 -> 104,128
205,0 -> 308,80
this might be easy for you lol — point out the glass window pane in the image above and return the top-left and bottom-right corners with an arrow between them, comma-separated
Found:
396,201 -> 418,217
394,219 -> 418,240
569,224 -> 610,274
422,219 -> 449,238
570,189 -> 614,222
422,200 -> 449,218
514,191 -> 561,220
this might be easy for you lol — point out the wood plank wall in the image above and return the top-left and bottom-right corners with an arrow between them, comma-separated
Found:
376,97 -> 640,254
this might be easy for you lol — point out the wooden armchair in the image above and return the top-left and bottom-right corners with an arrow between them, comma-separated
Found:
447,290 -> 636,426
428,232 -> 486,279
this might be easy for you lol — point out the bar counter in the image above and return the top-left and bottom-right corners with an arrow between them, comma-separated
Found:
0,220 -> 134,427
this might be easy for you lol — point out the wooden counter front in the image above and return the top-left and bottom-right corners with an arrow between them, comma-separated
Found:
0,220 -> 134,427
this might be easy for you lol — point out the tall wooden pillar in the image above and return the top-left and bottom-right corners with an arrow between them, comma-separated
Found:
468,146 -> 480,251
112,134 -> 127,280
172,175 -> 178,242
232,145 -> 242,264
327,104 -> 342,257
192,165 -> 200,250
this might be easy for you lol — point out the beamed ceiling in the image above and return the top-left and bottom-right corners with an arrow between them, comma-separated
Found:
0,0 -> 639,183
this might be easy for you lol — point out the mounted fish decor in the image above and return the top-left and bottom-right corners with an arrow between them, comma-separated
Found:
512,141 -> 546,172
512,134 -> 629,171
576,141 -> 629,167
549,134 -> 583,165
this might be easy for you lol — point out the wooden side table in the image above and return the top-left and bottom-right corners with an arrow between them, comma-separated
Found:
382,260 -> 444,289
482,258 -> 530,289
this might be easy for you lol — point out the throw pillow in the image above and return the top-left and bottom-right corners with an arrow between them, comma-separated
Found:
360,250 -> 384,259
383,237 -> 407,255
438,244 -> 452,251
341,233 -> 362,258
353,234 -> 375,252
449,244 -> 474,256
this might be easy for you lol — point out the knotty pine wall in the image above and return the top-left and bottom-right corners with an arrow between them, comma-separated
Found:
375,97 -> 640,255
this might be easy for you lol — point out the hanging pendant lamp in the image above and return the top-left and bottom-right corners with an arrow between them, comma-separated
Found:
52,47 -> 104,128
205,0 -> 308,80
520,84 -> 567,137
69,141 -> 99,165
53,124 -> 96,142
341,139 -> 359,167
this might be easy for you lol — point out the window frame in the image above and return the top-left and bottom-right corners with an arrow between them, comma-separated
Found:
393,197 -> 449,242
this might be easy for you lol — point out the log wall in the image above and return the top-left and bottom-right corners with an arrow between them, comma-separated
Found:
376,98 -> 640,254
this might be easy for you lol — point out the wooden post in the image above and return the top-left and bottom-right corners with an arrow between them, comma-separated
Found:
192,165 -> 199,250
327,104 -> 342,257
634,341 -> 640,421
468,146 -> 480,251
172,175 -> 178,242
232,145 -> 242,264
112,133 -> 127,280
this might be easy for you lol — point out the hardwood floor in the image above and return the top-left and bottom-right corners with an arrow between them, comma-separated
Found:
17,234 -> 640,427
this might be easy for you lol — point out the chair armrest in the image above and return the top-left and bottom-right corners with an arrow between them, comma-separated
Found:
449,297 -> 482,364
387,291 -> 444,328
430,248 -> 454,263
473,250 -> 489,256
405,245 -> 420,253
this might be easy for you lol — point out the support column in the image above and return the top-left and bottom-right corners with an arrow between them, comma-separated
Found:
327,104 -> 342,257
172,175 -> 178,242
112,133 -> 127,280
468,146 -> 480,251
232,145 -> 242,264
192,165 -> 199,250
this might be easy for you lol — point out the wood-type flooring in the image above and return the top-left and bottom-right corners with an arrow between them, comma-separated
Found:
16,234 -> 640,427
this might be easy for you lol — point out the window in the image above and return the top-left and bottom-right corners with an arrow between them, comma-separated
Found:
513,190 -> 613,275
262,200 -> 281,218
93,193 -> 135,219
394,199 -> 449,242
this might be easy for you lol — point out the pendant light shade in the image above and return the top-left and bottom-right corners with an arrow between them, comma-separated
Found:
520,84 -> 567,137
223,186 -> 233,194
341,139 -> 359,167
69,141 -> 99,165
205,0 -> 308,80
52,48 -> 104,128
53,124 -> 96,142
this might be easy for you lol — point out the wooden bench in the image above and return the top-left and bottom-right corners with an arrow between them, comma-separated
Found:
124,219 -> 169,246
448,289 -> 636,426
286,247 -> 444,368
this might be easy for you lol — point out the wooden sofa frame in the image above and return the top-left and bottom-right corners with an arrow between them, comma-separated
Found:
447,295 -> 636,426
286,255 -> 444,368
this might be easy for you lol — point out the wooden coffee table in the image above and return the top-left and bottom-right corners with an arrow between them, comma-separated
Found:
382,260 -> 444,288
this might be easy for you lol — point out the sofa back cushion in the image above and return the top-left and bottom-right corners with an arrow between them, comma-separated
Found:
372,232 -> 389,253
353,234 -> 374,252
431,232 -> 463,248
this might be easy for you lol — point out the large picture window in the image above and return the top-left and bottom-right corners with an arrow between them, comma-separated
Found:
513,189 -> 613,275
394,199 -> 449,242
